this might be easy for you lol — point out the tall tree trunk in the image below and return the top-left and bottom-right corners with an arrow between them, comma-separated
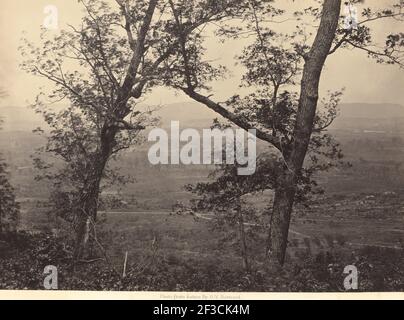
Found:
267,0 -> 342,266
73,113 -> 126,259
266,170 -> 296,265
71,0 -> 159,261
73,175 -> 102,261
73,127 -> 115,261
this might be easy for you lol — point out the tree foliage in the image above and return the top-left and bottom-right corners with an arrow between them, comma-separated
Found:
166,0 -> 404,265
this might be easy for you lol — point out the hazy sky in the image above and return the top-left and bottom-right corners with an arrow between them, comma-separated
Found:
0,0 -> 403,110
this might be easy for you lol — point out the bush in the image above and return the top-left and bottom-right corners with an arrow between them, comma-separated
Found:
0,231 -> 403,291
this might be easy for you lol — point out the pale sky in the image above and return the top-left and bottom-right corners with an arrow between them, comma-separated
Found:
0,0 -> 403,111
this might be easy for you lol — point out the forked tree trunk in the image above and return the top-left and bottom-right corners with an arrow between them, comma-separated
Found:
267,0 -> 342,266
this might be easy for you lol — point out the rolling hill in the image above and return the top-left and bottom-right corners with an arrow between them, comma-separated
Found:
1,102 -> 404,133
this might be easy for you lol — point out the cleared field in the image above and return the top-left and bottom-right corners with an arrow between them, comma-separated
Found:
98,210 -> 404,269
18,195 -> 404,271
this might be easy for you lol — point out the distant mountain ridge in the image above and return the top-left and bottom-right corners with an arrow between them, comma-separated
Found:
1,102 -> 404,132
337,103 -> 404,119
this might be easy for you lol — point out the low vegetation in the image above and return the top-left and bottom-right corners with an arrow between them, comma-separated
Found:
0,230 -> 403,291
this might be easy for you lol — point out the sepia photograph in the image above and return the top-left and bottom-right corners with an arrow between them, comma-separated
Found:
0,0 -> 404,296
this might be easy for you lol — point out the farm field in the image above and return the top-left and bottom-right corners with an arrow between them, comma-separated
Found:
17,191 -> 404,270
2,102 -> 404,291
